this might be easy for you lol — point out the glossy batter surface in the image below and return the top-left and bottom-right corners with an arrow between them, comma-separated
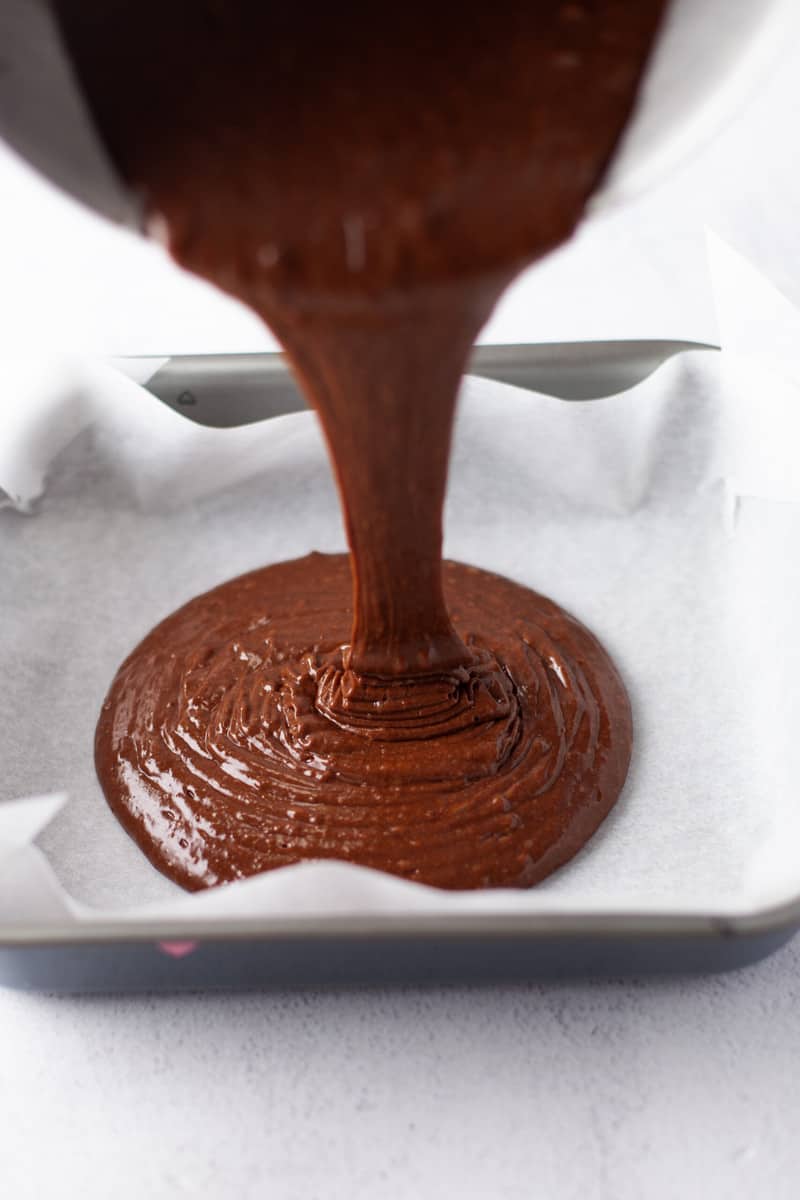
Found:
96,555 -> 632,890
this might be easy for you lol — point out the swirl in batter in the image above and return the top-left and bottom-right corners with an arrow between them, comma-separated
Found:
95,555 -> 631,890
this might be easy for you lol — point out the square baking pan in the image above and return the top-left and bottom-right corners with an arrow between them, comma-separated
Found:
4,338 -> 797,993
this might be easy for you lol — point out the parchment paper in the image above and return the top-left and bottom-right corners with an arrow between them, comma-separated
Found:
2,235 -> 799,930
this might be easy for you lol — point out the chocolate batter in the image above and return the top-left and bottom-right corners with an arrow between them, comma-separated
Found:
55,0 -> 665,889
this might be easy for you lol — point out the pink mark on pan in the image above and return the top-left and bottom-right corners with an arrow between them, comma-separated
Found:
157,940 -> 198,959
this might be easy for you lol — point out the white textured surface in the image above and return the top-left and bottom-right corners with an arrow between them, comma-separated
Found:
2,27 -> 800,1200
2,957 -> 800,1200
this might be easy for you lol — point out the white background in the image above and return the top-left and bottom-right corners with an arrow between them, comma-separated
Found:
3,24 -> 800,1200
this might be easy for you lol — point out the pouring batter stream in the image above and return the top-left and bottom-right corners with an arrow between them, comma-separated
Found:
53,0 -> 666,888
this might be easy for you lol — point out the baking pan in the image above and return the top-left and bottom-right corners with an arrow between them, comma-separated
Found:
6,338 -> 797,993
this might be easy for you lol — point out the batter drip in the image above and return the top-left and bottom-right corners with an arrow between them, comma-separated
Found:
54,0 -> 666,888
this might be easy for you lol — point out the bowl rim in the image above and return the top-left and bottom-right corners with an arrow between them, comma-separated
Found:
592,0 -> 800,214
